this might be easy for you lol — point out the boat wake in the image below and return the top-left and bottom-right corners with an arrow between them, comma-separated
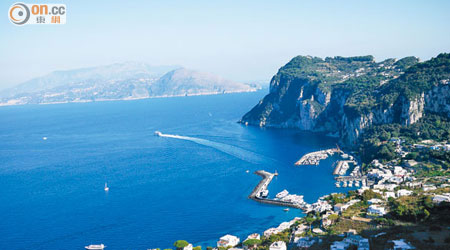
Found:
155,131 -> 268,164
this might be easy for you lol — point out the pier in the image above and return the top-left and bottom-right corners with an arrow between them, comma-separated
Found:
332,160 -> 357,175
295,148 -> 341,166
249,171 -> 305,209
249,170 -> 274,199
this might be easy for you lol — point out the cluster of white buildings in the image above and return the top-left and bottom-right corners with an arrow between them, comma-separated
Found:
413,143 -> 450,151
367,161 -> 413,185
308,199 -> 333,213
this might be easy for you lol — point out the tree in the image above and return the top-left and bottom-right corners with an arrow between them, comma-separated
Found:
328,214 -> 339,221
243,239 -> 261,249
423,209 -> 430,220
305,215 -> 316,232
193,247 -> 201,250
174,240 -> 189,250
424,196 -> 434,209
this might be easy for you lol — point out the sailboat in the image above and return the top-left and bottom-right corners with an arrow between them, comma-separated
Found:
104,183 -> 109,191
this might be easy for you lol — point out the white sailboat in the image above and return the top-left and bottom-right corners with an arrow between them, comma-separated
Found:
104,182 -> 109,191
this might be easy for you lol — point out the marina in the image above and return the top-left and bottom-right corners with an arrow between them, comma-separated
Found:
294,148 -> 341,166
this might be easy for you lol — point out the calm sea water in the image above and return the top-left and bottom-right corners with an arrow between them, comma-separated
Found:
0,91 -> 344,250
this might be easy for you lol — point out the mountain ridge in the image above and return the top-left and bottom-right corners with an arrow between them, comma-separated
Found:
0,63 -> 258,106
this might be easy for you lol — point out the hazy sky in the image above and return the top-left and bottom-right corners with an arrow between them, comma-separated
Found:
1,0 -> 449,89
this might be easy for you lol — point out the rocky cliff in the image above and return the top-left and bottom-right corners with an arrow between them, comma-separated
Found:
240,54 -> 450,147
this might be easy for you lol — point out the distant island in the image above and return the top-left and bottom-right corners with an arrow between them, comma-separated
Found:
0,62 -> 261,106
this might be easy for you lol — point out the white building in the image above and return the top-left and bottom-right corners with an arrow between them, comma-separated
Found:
406,182 -> 422,188
245,233 -> 260,241
373,183 -> 397,191
384,191 -> 396,199
312,228 -> 324,234
433,194 -> 450,204
293,224 -> 308,236
263,228 -> 279,237
368,205 -> 387,216
334,199 -> 360,213
423,185 -> 436,191
396,189 -> 413,197
393,166 -> 407,176
311,200 -> 332,213
183,244 -> 193,250
269,241 -> 286,250
217,235 -> 240,247
368,198 -> 383,204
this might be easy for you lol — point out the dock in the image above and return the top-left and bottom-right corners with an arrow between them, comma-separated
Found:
249,171 -> 305,209
295,148 -> 341,166
333,160 -> 357,175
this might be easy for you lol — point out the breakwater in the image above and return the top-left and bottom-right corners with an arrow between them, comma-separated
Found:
249,171 -> 304,209
295,148 -> 341,166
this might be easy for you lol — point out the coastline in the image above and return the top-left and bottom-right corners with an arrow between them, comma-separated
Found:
0,88 -> 260,107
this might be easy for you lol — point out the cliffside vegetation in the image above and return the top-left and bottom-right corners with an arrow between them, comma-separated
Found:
242,53 -> 450,171
379,53 -> 450,107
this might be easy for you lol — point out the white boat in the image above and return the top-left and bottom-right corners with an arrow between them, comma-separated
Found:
355,181 -> 360,187
283,208 -> 290,212
42,137 -> 48,140
343,181 -> 347,187
276,189 -> 289,199
349,181 -> 353,187
104,183 -> 109,191
246,170 -> 250,173
85,244 -> 106,250
154,131 -> 162,136
260,190 -> 269,198
335,182 -> 340,188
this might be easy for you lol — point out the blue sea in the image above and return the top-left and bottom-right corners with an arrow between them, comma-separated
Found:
0,91 -> 345,250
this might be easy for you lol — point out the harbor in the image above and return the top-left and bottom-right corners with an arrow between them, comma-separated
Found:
248,171 -> 333,213
294,148 -> 341,166
249,170 -> 307,209
296,148 -> 370,189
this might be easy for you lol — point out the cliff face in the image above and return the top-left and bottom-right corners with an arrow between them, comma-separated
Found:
241,54 -> 450,147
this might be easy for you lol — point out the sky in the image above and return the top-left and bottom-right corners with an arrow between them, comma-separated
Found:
1,0 -> 449,89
